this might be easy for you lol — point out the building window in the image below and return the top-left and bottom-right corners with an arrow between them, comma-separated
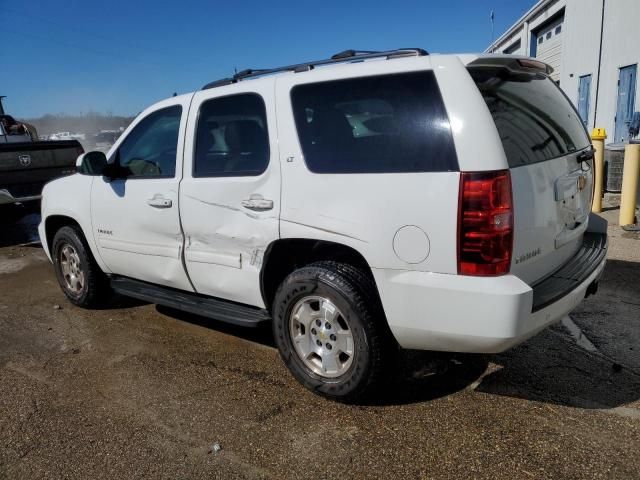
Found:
504,39 -> 521,55
555,25 -> 562,34
546,31 -> 552,39
538,36 -> 544,45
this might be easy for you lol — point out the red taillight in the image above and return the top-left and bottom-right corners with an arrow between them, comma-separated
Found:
457,170 -> 513,276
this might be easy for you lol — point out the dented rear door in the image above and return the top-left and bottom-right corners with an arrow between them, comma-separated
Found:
179,80 -> 281,307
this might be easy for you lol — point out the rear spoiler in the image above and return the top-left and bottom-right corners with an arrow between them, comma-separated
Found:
467,55 -> 554,75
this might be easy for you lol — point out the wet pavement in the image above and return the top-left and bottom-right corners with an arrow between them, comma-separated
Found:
1,206 -> 639,479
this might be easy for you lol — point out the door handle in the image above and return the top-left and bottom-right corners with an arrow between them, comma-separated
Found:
241,195 -> 273,211
147,195 -> 172,208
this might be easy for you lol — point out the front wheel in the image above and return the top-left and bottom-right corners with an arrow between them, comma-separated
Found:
52,225 -> 110,307
272,262 -> 389,402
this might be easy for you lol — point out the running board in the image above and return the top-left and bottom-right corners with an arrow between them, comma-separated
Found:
110,276 -> 271,327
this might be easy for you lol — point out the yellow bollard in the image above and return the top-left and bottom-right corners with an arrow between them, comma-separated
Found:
619,144 -> 640,226
591,128 -> 607,213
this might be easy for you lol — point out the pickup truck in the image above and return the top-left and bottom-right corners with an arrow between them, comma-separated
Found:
39,50 -> 608,402
1,113 -> 83,206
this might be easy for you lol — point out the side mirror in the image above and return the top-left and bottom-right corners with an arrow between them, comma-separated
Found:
76,151 -> 107,176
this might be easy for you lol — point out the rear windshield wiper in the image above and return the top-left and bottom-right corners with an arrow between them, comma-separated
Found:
577,147 -> 594,163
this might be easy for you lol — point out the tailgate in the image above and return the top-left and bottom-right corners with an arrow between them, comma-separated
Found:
0,140 -> 83,173
469,64 -> 593,285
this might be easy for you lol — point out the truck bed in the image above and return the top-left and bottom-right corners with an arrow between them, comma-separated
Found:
0,140 -> 83,205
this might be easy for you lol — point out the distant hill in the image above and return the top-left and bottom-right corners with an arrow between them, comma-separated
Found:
22,112 -> 135,138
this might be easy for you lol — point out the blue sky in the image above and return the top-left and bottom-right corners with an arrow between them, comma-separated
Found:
1,0 -> 533,118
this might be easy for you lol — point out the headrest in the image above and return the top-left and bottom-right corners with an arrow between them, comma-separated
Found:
224,120 -> 266,153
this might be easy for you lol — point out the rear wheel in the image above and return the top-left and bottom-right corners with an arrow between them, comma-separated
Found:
52,225 -> 110,307
272,262 -> 389,402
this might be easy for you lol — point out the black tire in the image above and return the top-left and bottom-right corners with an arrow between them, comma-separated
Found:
51,225 -> 110,308
272,261 -> 390,402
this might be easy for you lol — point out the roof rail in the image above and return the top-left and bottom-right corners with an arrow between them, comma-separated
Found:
201,48 -> 429,90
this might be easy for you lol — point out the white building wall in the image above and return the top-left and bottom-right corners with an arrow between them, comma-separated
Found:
561,0 -> 602,129
488,0 -> 640,140
491,0 -> 565,57
597,0 -> 640,139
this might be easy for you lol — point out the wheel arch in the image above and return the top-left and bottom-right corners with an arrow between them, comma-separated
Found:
260,238 -> 380,312
44,214 -> 108,273
44,215 -> 82,254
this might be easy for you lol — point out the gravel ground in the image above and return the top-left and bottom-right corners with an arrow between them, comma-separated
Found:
0,204 -> 639,479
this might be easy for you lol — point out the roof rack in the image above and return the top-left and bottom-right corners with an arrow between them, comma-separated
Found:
202,48 -> 429,90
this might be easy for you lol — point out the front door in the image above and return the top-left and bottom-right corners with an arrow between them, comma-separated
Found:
91,98 -> 193,291
577,74 -> 591,127
179,84 -> 280,307
614,64 -> 637,142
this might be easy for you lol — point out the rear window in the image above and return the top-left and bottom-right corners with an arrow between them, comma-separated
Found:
290,71 -> 458,174
469,68 -> 590,167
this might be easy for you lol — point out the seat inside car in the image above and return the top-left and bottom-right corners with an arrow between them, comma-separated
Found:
223,119 -> 268,174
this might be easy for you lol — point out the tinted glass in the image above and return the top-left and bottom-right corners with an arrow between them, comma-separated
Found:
290,71 -> 458,174
469,68 -> 590,167
194,94 -> 269,177
117,106 -> 181,177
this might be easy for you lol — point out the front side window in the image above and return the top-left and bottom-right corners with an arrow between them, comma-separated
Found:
290,71 -> 458,173
117,106 -> 182,178
194,93 -> 269,177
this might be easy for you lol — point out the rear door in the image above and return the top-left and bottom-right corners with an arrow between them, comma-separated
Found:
614,64 -> 637,142
577,74 -> 592,126
179,83 -> 280,307
469,65 -> 593,285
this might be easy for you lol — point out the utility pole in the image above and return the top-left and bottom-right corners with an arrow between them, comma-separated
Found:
490,10 -> 495,52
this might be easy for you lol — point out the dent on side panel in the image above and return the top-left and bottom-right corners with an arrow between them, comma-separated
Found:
186,222 -> 272,270
179,191 -> 276,307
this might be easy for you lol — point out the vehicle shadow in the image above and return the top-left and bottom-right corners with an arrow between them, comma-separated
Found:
0,204 -> 41,247
155,304 -> 490,405
476,324 -> 640,409
156,305 -> 277,347
479,258 -> 640,410
156,300 -> 640,409
153,258 -> 640,409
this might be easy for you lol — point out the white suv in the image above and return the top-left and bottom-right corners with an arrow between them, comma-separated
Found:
39,49 -> 608,401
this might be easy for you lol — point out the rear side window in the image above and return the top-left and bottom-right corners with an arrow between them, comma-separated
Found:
469,68 -> 590,167
290,71 -> 458,174
194,93 -> 269,177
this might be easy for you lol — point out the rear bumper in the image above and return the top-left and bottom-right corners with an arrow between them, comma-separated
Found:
373,231 -> 608,353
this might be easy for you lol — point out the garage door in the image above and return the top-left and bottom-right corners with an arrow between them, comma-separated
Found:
535,17 -> 564,83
